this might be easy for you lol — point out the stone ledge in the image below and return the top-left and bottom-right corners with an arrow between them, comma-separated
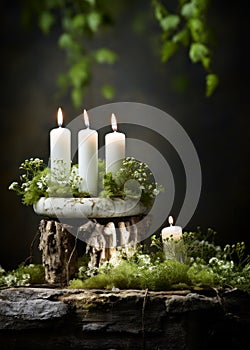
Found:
0,287 -> 249,350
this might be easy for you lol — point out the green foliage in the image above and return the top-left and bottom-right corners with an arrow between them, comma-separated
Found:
101,84 -> 115,100
161,41 -> 178,62
97,158 -> 105,192
100,157 -> 163,208
69,278 -> 87,289
187,259 -> 217,286
187,257 -> 250,289
69,250 -> 189,291
189,42 -> 209,63
20,0 -> 117,107
94,48 -> 118,64
206,73 -> 219,97
9,157 -> 162,208
70,228 -> 250,291
183,227 -> 222,263
19,0 -> 220,106
9,158 -> 84,205
0,264 -> 45,287
1,229 -> 249,291
150,234 -> 163,251
102,172 -> 124,198
9,158 -> 48,205
152,0 -> 219,96
222,242 -> 249,268
39,11 -> 55,34
160,14 -> 180,32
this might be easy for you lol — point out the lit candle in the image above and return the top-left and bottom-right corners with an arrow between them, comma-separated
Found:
78,109 -> 98,196
50,107 -> 71,178
161,216 -> 182,241
105,113 -> 125,175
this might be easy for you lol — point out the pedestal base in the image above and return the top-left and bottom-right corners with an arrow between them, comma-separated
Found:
38,215 -> 151,285
39,220 -> 78,286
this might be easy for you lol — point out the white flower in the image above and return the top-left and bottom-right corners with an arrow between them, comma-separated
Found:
37,181 -> 43,189
209,257 -> 218,264
8,182 -> 18,190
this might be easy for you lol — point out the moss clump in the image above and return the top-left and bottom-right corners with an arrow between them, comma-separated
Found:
69,228 -> 250,291
69,250 -> 190,291
0,264 -> 45,287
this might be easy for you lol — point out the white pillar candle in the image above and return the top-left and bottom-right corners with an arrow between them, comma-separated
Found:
161,216 -> 186,263
50,107 -> 71,179
78,109 -> 98,196
161,216 -> 182,241
105,113 -> 125,175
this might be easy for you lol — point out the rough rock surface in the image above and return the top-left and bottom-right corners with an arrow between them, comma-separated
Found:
0,287 -> 249,350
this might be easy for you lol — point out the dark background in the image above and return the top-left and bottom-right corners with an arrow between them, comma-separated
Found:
0,0 -> 249,270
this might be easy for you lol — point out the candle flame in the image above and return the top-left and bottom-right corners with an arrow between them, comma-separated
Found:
168,216 -> 174,226
111,113 -> 117,132
83,109 -> 90,128
57,107 -> 63,127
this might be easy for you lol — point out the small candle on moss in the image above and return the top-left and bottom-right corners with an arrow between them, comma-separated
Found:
161,216 -> 182,241
162,216 -> 186,263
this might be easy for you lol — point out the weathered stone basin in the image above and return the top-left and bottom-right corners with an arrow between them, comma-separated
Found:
33,197 -> 147,219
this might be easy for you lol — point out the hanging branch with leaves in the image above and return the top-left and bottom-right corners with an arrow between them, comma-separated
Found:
21,0 -> 118,107
152,0 -> 219,96
20,0 -> 219,107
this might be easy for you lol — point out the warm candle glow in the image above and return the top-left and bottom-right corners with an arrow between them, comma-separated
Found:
168,215 -> 174,226
105,113 -> 125,175
111,113 -> 117,132
57,107 -> 63,127
50,107 -> 71,177
83,109 -> 90,128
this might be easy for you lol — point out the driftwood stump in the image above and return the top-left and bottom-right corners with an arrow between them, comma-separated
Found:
38,215 -> 151,285
77,215 -> 151,268
39,220 -> 78,285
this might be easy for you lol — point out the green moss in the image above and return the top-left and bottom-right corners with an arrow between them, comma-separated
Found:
0,264 -> 45,287
69,278 -> 86,289
79,273 -> 111,289
70,228 -> 250,291
1,228 -> 249,291
187,264 -> 218,287
69,256 -> 190,291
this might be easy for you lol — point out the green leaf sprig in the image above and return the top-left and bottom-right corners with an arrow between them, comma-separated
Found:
20,0 -> 118,107
9,157 -> 163,207
101,157 -> 163,207
152,0 -> 219,96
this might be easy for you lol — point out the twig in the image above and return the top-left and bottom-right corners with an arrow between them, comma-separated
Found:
24,229 -> 40,265
141,288 -> 148,349
66,228 -> 79,285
